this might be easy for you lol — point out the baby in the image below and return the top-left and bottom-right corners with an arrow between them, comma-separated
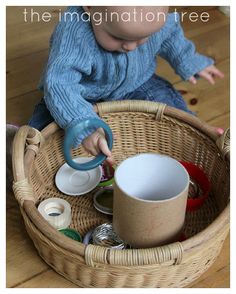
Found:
28,6 -> 224,164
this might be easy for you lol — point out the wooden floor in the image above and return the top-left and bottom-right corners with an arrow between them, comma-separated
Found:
6,6 -> 230,288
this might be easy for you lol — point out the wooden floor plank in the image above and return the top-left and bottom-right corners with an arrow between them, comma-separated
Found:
207,112 -> 230,130
6,205 -> 49,287
15,270 -> 76,288
6,50 -> 48,99
180,8 -> 229,39
193,265 -> 230,288
6,90 -> 42,125
6,7 -> 65,60
174,59 -> 229,124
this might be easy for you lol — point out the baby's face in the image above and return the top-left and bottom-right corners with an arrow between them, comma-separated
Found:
86,6 -> 169,53
92,22 -> 149,52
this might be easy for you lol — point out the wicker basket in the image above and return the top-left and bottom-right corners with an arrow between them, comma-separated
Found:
12,101 -> 230,288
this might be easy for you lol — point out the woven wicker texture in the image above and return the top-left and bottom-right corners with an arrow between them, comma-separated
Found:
12,101 -> 230,288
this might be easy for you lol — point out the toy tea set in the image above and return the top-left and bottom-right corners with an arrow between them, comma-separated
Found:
37,118 -> 211,249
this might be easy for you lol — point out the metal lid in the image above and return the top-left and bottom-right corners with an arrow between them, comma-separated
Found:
93,187 -> 113,215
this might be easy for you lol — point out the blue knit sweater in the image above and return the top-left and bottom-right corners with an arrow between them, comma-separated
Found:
40,6 -> 213,145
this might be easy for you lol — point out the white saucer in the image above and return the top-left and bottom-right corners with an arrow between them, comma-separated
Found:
55,157 -> 102,196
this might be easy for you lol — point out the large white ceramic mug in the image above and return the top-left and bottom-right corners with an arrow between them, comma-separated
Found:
113,153 -> 189,248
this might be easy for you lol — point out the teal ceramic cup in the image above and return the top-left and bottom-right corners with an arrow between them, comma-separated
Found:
63,118 -> 113,171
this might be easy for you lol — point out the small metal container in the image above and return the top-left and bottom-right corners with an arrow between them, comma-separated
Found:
92,223 -> 126,249
93,187 -> 113,215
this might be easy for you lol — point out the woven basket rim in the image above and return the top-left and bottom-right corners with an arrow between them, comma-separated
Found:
42,100 -> 220,142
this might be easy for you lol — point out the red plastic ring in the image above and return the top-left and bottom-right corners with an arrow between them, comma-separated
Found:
180,161 -> 211,211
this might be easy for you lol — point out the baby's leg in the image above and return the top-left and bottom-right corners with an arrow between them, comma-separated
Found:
28,98 -> 54,130
123,74 -> 194,114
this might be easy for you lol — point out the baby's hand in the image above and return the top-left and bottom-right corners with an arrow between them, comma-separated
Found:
189,65 -> 224,85
82,128 -> 114,165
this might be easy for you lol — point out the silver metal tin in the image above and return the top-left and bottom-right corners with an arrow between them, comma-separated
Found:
93,187 -> 113,215
92,223 -> 126,249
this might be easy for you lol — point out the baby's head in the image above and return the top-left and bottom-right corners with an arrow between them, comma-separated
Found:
83,6 -> 169,52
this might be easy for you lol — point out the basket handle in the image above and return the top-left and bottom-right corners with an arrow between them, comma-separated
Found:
85,242 -> 183,267
12,125 -> 44,206
95,100 -> 166,121
216,128 -> 230,160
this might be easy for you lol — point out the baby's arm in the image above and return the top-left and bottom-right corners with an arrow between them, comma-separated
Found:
45,59 -> 113,160
42,10 -> 115,161
159,13 -> 224,84
188,64 -> 224,85
44,57 -> 100,148
42,9 -> 111,158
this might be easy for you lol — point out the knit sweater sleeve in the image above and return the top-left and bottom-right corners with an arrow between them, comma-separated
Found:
43,8 -> 101,147
158,13 -> 214,80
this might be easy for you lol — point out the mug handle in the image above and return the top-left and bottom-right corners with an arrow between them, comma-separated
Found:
63,118 -> 113,171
